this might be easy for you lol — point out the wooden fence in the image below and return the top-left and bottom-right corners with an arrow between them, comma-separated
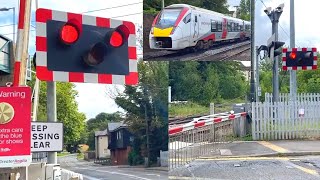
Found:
252,93 -> 320,140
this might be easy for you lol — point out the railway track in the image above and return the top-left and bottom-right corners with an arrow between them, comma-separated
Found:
144,40 -> 250,61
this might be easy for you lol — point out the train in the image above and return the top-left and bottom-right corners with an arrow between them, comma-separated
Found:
149,4 -> 251,51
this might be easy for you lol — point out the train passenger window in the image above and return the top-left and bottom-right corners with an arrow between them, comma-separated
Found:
217,22 -> 222,31
235,23 -> 239,31
211,20 -> 217,32
195,16 -> 198,22
183,13 -> 191,24
240,25 -> 243,31
227,22 -> 232,31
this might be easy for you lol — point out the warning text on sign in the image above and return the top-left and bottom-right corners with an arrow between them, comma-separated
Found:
31,122 -> 63,152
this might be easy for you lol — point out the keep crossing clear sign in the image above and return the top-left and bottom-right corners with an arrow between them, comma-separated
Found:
31,122 -> 63,152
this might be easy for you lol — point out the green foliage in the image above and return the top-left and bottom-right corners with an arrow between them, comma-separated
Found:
114,61 -> 168,164
169,102 -> 209,117
27,78 -> 86,146
86,112 -> 123,150
169,61 -> 247,106
128,149 -> 144,166
144,0 -> 229,14
238,0 -> 250,20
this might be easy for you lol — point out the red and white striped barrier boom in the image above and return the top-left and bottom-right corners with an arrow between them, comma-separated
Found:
169,112 -> 247,135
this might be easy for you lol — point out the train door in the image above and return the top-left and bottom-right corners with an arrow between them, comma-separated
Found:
191,11 -> 200,44
221,18 -> 228,39
182,13 -> 192,45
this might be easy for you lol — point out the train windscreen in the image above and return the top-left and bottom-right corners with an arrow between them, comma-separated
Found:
156,8 -> 183,29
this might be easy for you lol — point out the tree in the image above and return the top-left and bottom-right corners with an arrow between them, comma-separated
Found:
114,61 -> 168,165
86,112 -> 123,150
28,78 -> 86,147
169,61 -> 247,105
239,0 -> 250,21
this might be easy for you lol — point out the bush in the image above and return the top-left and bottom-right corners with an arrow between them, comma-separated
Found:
128,150 -> 144,166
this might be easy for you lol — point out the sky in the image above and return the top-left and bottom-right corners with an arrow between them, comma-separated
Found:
0,0 -> 142,120
255,0 -> 320,50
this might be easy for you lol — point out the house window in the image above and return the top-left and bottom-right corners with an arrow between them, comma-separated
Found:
116,131 -> 122,140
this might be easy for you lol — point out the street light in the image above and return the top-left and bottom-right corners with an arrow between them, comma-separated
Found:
0,7 -> 15,43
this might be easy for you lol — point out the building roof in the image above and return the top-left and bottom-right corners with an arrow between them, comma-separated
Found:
94,121 -> 128,136
94,128 -> 108,137
108,122 -> 123,132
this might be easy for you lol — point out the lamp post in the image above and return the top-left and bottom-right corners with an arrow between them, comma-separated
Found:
0,7 -> 15,43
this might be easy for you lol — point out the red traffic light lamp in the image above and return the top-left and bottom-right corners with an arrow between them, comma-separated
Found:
105,25 -> 130,48
59,19 -> 82,45
289,52 -> 296,60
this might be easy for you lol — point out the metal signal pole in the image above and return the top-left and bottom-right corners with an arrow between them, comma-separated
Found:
250,0 -> 255,102
289,0 -> 296,99
265,5 -> 283,102
33,0 -> 58,165
161,0 -> 164,9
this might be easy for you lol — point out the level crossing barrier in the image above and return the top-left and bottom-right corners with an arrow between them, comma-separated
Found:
168,112 -> 247,170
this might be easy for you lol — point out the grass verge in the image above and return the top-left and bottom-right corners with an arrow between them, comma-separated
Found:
169,102 -> 208,117
77,153 -> 84,160
57,152 -> 70,157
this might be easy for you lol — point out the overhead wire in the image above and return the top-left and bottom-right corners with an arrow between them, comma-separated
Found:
82,1 -> 142,14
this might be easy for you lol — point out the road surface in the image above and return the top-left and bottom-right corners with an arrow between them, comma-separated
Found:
59,154 -> 168,180
169,155 -> 320,180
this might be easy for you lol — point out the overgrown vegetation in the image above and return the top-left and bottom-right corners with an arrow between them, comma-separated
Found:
114,61 -> 168,166
27,76 -> 86,148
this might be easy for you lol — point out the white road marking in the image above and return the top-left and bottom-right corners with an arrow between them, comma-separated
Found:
95,169 -> 152,180
82,174 -> 102,180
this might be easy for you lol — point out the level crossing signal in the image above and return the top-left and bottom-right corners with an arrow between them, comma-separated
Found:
35,8 -> 138,85
282,48 -> 317,71
267,41 -> 285,58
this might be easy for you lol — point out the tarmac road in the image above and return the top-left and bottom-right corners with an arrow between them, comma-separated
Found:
58,154 -> 168,180
169,156 -> 320,180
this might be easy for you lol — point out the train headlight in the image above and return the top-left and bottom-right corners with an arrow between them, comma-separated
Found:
151,27 -> 154,34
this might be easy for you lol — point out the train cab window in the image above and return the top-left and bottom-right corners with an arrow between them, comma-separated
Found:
217,22 -> 222,31
211,20 -> 217,32
183,13 -> 191,24
231,23 -> 235,32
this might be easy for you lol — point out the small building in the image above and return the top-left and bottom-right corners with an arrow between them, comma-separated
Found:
95,128 -> 110,159
95,122 -> 126,159
108,122 -> 134,165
